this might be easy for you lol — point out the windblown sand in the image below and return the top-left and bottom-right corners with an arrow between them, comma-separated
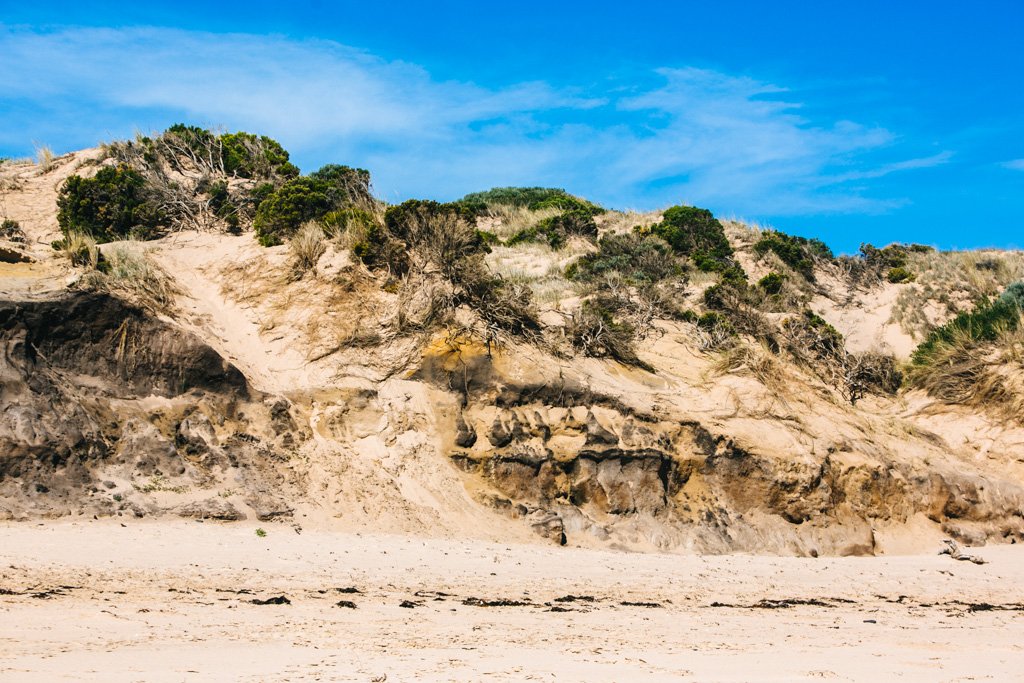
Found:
2,521 -> 1022,682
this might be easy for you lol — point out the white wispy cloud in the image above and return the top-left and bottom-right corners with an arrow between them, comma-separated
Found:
1002,159 -> 1024,171
0,25 -> 942,215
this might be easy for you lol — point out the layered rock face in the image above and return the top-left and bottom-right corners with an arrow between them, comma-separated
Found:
441,371 -> 1024,555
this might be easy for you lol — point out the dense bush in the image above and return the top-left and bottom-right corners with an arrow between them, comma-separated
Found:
886,266 -> 916,283
319,206 -> 375,237
753,230 -> 833,280
529,193 -> 604,215
1001,281 -> 1024,306
356,199 -> 488,277
460,186 -> 565,207
57,165 -> 164,242
460,186 -> 599,210
758,272 -> 785,295
860,243 -> 909,270
650,205 -> 737,274
566,232 -> 680,284
154,124 -> 298,180
507,209 -> 598,249
220,131 -> 298,178
383,200 -> 477,243
254,164 -> 373,246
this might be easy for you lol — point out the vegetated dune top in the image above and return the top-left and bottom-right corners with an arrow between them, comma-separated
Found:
0,140 -> 1023,557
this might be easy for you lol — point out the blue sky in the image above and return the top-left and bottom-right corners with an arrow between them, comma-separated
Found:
1,1 -> 1022,252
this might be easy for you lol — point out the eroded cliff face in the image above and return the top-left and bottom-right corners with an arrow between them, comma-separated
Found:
0,293 -> 302,522
439,386 -> 1023,555
1,289 -> 1022,555
400,338 -> 1024,555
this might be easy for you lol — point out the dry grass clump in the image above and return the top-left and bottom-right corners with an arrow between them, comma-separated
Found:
565,299 -> 652,370
594,209 -> 663,238
59,230 -> 101,268
288,222 -> 326,279
486,240 -> 591,307
907,282 -> 1024,421
34,144 -> 55,173
480,204 -> 562,242
712,340 -> 786,394
80,242 -> 178,313
906,321 -> 1024,423
891,249 -> 1024,339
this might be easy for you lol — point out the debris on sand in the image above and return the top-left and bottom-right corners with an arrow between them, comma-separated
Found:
939,539 -> 987,565
251,595 -> 290,605
462,597 -> 532,607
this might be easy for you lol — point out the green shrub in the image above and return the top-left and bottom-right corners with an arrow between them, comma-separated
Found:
567,232 -> 680,284
253,178 -> 332,246
860,242 -> 908,269
158,124 -> 298,180
250,182 -> 276,207
1,218 -> 24,242
57,165 -> 164,242
461,187 -> 571,208
371,199 -> 540,337
650,205 -> 737,274
799,310 -> 844,356
352,222 -> 408,272
529,194 -> 604,215
195,179 -> 240,232
354,199 -> 488,276
507,209 -> 597,249
220,131 -> 299,179
456,187 -> 604,219
383,199 -> 477,243
886,266 -> 916,283
308,165 -> 373,206
999,281 -> 1024,306
697,311 -> 734,334
254,164 -> 373,246
753,230 -> 832,280
757,272 -> 785,295
319,207 -> 375,237
477,230 -> 501,246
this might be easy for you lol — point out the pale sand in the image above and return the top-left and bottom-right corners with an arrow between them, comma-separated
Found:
1,521 -> 1023,682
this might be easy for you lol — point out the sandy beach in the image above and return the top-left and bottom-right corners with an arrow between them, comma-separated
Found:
2,520 -> 1022,682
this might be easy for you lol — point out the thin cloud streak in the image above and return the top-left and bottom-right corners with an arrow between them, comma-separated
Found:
0,25 -> 943,215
